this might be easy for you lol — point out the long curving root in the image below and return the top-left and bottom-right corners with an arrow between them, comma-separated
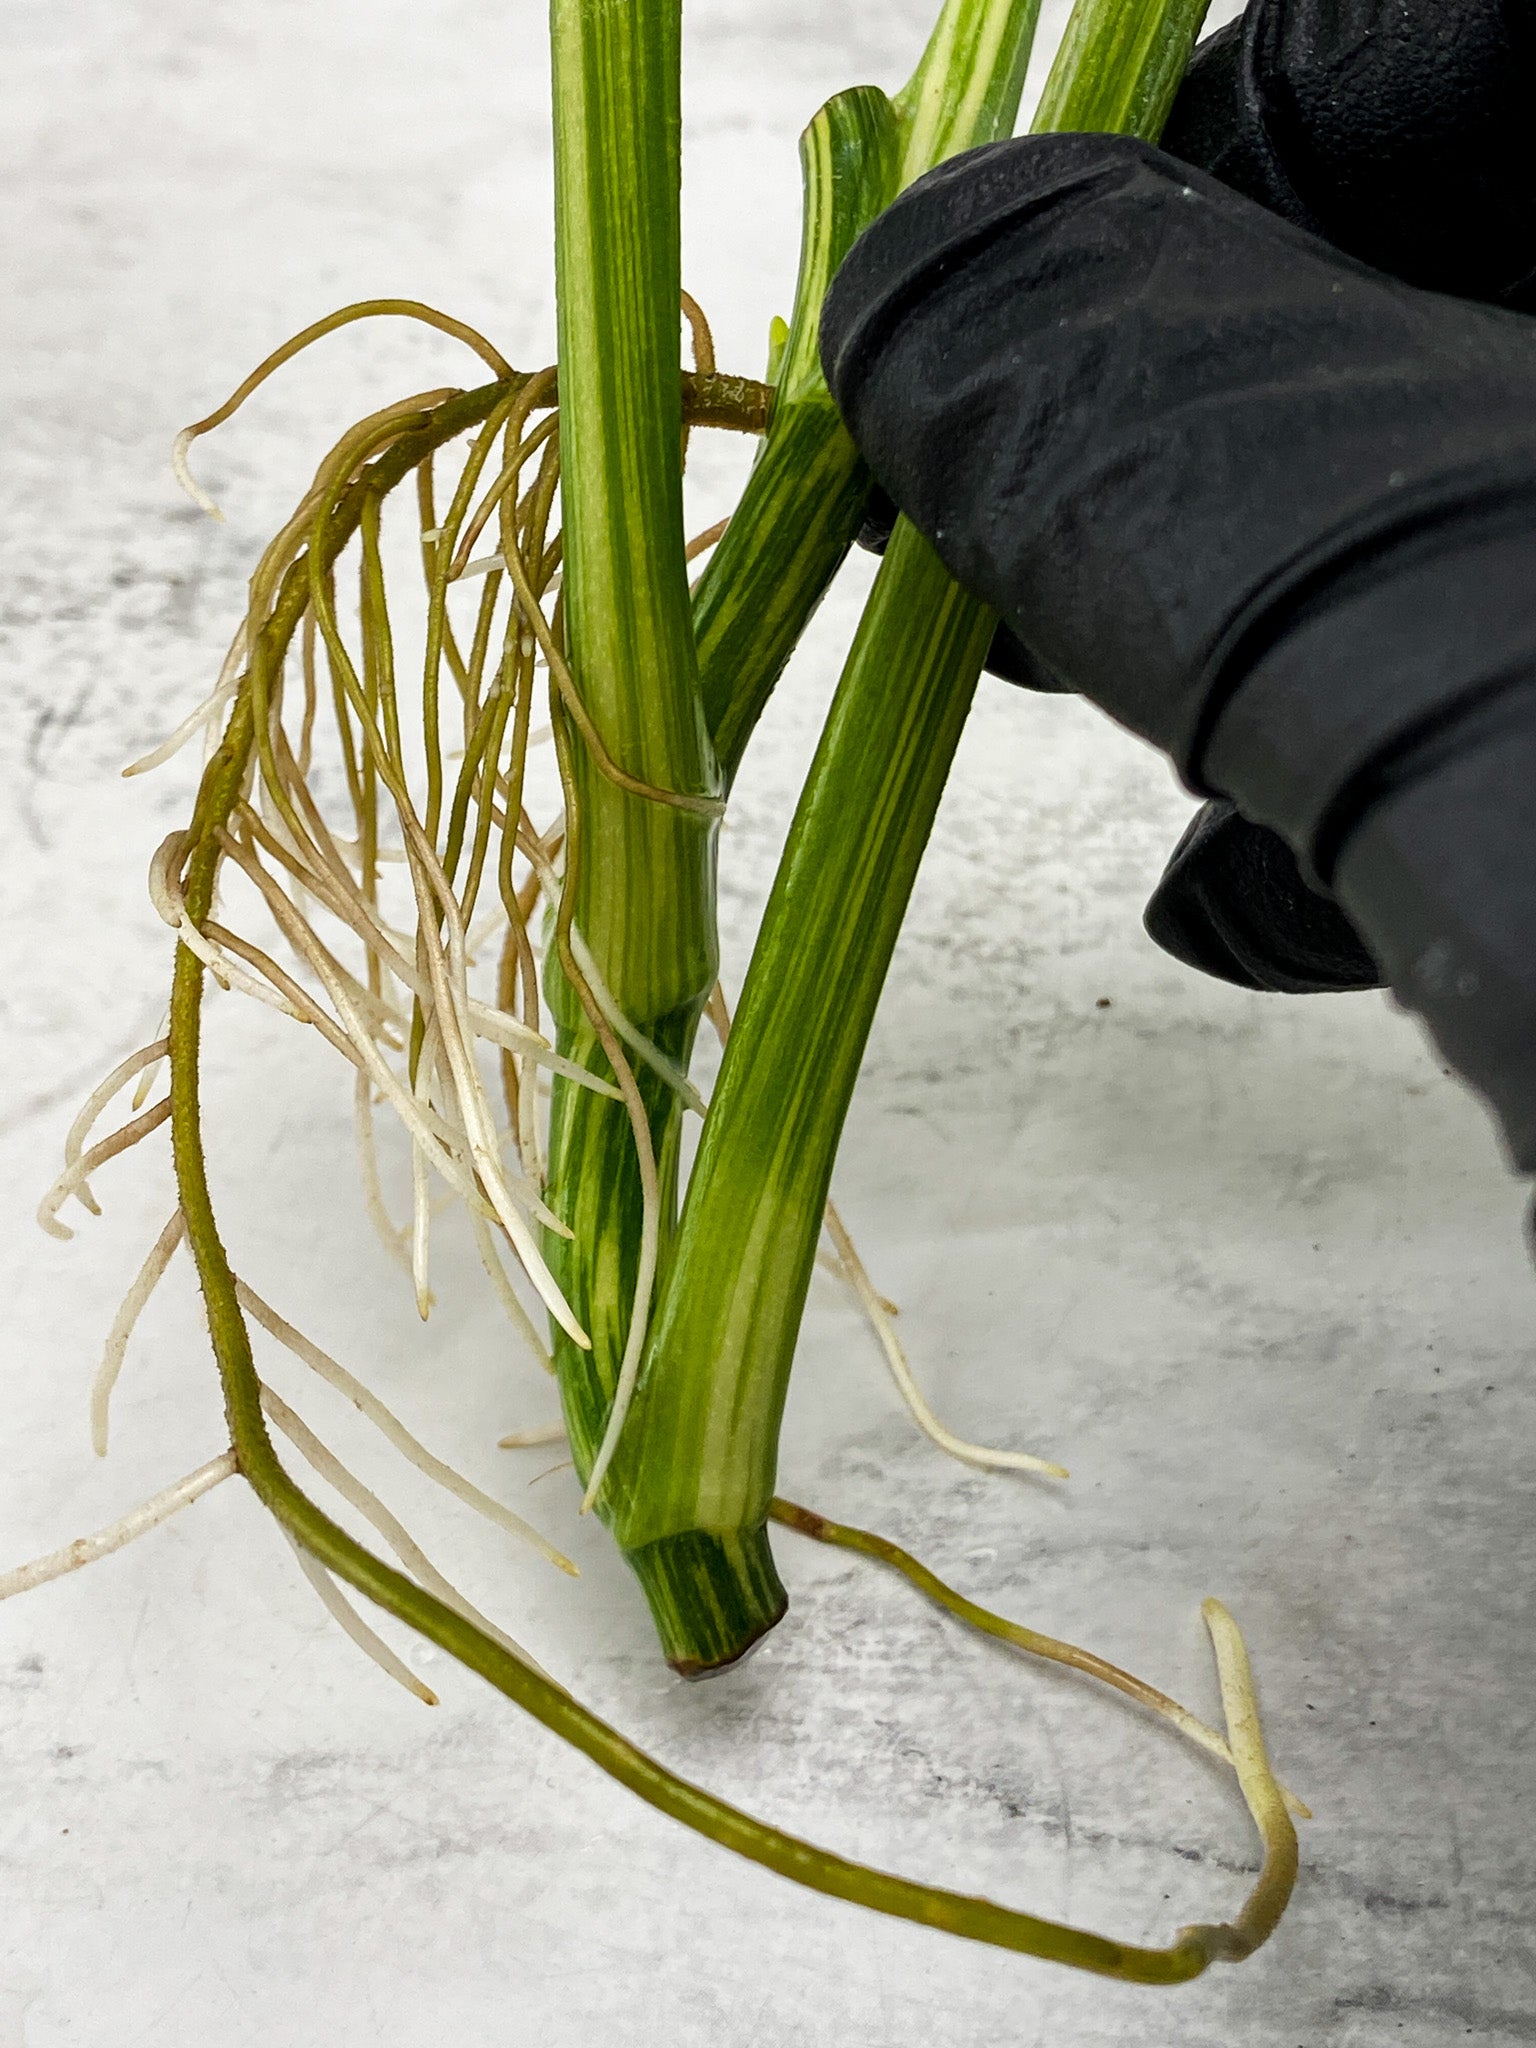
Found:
18,297 -> 1302,1981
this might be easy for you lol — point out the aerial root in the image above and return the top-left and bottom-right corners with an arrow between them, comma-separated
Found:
122,622 -> 248,776
45,307 -> 796,1704
172,297 -> 514,522
469,1206 -> 553,1374
44,1038 -> 171,1231
0,1452 -> 239,1603
770,1497 -> 1311,1833
38,1097 -> 172,1241
821,1201 -> 1069,1483
260,1382 -> 553,1681
540,709 -> 664,1516
498,1424 -> 568,1449
281,1528 -> 439,1706
1194,1598 -> 1302,1957
235,1278 -> 577,1577
92,1209 -> 187,1456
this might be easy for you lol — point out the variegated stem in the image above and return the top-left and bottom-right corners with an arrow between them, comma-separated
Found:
697,0 -> 1043,779
610,0 -> 1211,1668
542,0 -> 722,1523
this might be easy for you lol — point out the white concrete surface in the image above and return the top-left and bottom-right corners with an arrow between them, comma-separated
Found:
4,2 -> 1534,2042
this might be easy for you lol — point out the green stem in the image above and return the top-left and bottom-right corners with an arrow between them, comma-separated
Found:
1034,0 -> 1210,135
548,0 -> 717,1010
698,0 -> 1043,779
554,0 -> 1046,1658
694,84 -> 897,779
543,0 -> 724,1528
616,0 -> 1046,1667
614,0 -> 1210,1667
612,522 -> 991,1578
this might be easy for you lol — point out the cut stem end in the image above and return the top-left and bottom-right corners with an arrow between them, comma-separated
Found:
624,1521 -> 788,1676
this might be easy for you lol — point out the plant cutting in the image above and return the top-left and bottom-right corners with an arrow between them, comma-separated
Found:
10,0 -> 1308,1983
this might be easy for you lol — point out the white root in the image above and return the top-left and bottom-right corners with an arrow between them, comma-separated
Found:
225,816 -> 601,1088
171,425 -> 227,522
123,622 -> 247,777
281,1530 -> 438,1706
514,833 -> 692,1117
0,1452 -> 238,1603
131,1013 -> 171,1112
153,856 -> 312,1019
400,839 -> 587,1345
235,1279 -> 577,1576
577,1169 -> 660,1515
498,1424 -> 567,1449
224,822 -> 582,1292
38,1099 -> 172,1241
226,839 -> 533,1230
411,1023 -> 439,1320
569,926 -> 705,1116
92,1210 -> 187,1456
467,999 -> 621,1095
822,1201 -> 1069,1483
815,1247 -> 898,1315
503,835 -> 668,1507
469,1206 -> 553,1374
203,922 -> 362,1068
57,1038 -> 171,1220
260,1383 -> 552,1680
354,1069 -> 412,1273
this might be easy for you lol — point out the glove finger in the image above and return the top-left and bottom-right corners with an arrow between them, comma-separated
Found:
1160,0 -> 1536,308
1144,799 -> 1382,995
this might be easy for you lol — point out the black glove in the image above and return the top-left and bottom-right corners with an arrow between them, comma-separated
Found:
1160,0 -> 1536,312
1153,0 -> 1536,998
850,0 -> 1536,1003
819,129 -> 1536,1173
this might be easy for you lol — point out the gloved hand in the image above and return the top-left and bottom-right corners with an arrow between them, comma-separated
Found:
819,4 -> 1536,1175
844,0 -> 1536,1007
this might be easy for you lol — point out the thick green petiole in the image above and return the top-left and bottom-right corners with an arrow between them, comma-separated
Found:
694,83 -> 897,780
555,0 -> 1050,1664
613,0 -> 1211,1669
543,0 -> 722,1510
697,0 -> 1044,779
1034,0 -> 1211,137
613,524 -> 994,1648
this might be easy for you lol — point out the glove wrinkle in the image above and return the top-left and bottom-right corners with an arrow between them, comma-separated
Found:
1160,16 -> 1323,241
820,135 -> 1536,806
1205,505 -> 1536,883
